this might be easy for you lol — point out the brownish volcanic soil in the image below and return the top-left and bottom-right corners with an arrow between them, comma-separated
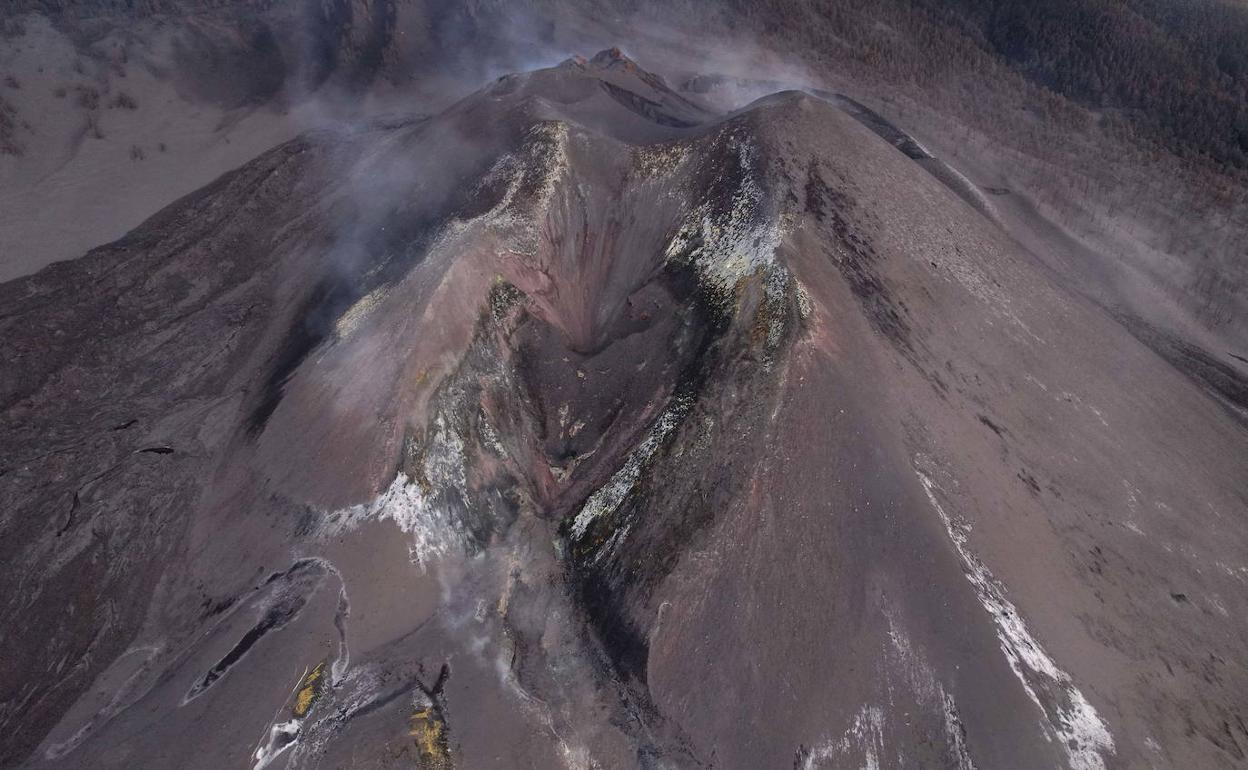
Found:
1,50 -> 1246,770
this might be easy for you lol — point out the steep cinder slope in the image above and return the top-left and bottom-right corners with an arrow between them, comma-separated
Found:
1,51 -> 1245,770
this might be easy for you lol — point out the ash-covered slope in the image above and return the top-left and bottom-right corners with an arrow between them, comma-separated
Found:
2,50 -> 1246,770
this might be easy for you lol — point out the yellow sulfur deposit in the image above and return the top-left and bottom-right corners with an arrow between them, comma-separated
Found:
409,705 -> 450,767
293,662 -> 325,717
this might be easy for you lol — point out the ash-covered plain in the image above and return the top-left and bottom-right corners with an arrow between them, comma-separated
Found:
1,47 -> 1247,770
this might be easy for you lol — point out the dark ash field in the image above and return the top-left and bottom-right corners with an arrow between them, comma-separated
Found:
2,3 -> 1247,769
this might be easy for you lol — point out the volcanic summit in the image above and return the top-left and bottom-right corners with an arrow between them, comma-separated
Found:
1,41 -> 1246,770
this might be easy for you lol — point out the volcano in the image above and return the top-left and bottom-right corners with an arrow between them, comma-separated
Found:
2,49 -> 1246,770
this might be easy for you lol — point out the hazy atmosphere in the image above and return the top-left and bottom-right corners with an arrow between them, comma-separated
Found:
1,1 -> 1246,768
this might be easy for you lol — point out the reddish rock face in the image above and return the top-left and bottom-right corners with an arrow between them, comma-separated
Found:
2,49 -> 1246,770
